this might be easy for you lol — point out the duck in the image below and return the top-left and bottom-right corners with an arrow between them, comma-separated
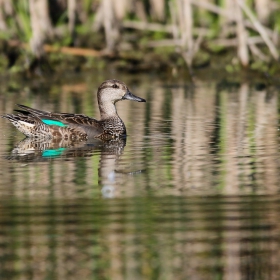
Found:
2,79 -> 146,141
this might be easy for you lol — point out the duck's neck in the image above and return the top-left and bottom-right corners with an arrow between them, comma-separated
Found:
99,101 -> 119,120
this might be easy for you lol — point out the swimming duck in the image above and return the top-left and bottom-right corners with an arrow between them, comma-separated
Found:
2,79 -> 146,140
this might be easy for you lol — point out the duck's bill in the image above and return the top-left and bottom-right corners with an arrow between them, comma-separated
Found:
123,90 -> 146,102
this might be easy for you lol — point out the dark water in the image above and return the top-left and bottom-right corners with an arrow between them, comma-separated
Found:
0,73 -> 280,279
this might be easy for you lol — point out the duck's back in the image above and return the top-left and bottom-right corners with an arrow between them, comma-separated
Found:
4,105 -> 104,140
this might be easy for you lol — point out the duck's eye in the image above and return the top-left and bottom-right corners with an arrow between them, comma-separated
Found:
112,84 -> 119,89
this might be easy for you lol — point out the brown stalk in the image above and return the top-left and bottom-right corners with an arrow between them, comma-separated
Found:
237,0 -> 278,60
0,0 -> 7,30
29,0 -> 53,58
234,0 -> 249,66
122,21 -> 174,33
211,36 -> 265,47
169,2 -> 179,40
191,0 -> 277,41
68,0 -> 76,39
8,40 -> 104,57
183,0 -> 194,67
150,0 -> 165,21
255,0 -> 270,24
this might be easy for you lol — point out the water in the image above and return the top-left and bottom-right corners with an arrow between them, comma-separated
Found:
0,73 -> 279,279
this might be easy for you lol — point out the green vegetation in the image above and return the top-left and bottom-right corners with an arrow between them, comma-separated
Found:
0,0 -> 280,76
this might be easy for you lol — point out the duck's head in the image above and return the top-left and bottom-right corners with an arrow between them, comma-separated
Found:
97,79 -> 146,104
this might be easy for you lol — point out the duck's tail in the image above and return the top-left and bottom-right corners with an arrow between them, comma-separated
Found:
2,108 -> 49,138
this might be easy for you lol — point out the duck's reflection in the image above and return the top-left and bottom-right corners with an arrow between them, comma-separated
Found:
8,137 -> 127,198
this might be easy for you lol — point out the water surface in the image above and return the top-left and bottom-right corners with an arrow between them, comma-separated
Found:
0,73 -> 279,279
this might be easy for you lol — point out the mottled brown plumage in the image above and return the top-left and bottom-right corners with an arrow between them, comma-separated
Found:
2,79 -> 146,140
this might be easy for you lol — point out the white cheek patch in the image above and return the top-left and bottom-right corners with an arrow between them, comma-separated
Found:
18,121 -> 34,128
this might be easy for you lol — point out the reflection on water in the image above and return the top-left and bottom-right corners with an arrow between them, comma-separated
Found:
0,196 -> 279,279
7,137 -> 126,162
7,137 -> 127,199
0,74 -> 280,278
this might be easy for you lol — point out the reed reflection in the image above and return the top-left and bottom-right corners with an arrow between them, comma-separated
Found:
0,196 -> 278,279
1,79 -> 279,197
6,137 -> 126,198
164,82 -> 279,195
0,77 -> 280,279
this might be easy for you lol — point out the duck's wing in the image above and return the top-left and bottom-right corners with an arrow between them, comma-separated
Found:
16,104 -> 100,127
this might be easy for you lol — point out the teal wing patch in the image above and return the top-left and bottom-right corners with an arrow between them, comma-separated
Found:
42,148 -> 66,157
42,119 -> 67,127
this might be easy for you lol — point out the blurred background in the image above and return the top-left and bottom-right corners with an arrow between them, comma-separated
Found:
0,0 -> 280,76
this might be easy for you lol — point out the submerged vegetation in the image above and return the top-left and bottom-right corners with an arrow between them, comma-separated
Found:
0,0 -> 280,76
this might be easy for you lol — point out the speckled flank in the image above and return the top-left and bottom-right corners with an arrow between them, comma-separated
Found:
1,79 -> 146,141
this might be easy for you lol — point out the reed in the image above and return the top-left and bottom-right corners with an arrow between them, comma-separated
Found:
0,0 -> 279,71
